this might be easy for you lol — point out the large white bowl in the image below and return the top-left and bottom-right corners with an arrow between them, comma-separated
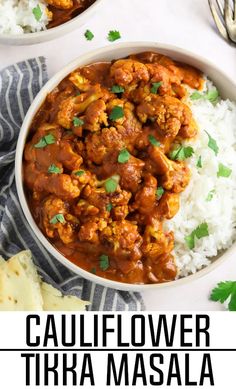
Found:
15,42 -> 236,291
0,0 -> 104,46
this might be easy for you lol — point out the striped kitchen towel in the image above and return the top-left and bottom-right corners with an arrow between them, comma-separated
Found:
0,57 -> 144,311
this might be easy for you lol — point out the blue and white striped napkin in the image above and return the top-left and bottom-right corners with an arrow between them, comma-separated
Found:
0,57 -> 144,311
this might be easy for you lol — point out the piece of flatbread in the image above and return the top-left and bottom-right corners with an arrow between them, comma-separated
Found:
41,282 -> 88,311
0,251 -> 43,310
0,250 -> 89,311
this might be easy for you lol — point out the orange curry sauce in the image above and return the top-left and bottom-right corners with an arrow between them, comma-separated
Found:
47,0 -> 96,28
23,52 -> 203,284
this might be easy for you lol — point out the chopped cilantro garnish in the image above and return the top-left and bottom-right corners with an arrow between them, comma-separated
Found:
210,281 -> 236,311
74,170 -> 85,177
105,177 -> 118,193
206,189 -> 215,202
148,134 -> 161,147
32,5 -> 42,21
196,156 -> 202,168
169,145 -> 194,161
205,131 -> 219,156
205,89 -> 219,103
90,268 -> 97,274
217,163 -> 232,178
48,164 -> 62,174
99,254 -> 109,271
190,88 -> 219,104
185,222 -> 209,249
118,149 -> 130,164
111,85 -> 124,94
50,214 -> 65,225
150,81 -> 162,94
106,203 -> 113,212
190,91 -> 202,100
34,134 -> 55,149
73,117 -> 84,127
84,29 -> 94,41
107,30 -> 121,42
109,106 -> 124,121
156,187 -> 164,200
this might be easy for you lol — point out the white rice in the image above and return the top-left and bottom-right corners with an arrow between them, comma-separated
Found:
0,0 -> 50,34
166,80 -> 236,277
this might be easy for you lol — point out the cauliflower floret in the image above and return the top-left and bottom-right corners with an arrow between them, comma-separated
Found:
137,95 -> 197,139
57,87 -> 103,129
110,59 -> 150,87
84,99 -> 108,132
42,196 -> 77,244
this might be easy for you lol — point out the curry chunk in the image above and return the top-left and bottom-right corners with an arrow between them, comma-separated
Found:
100,220 -> 142,262
84,99 -> 108,132
137,95 -> 197,139
46,0 -> 73,9
110,59 -> 150,87
132,174 -> 157,215
42,196 -> 77,244
142,220 -> 174,259
158,192 -> 180,219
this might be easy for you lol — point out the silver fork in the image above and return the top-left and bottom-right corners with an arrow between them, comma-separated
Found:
209,0 -> 236,43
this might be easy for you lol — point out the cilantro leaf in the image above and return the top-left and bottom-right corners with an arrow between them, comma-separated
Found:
90,267 -> 97,274
194,223 -> 209,239
217,163 -> 232,178
34,134 -> 55,148
205,89 -> 219,103
210,281 -> 236,311
185,222 -> 209,249
84,29 -> 94,41
106,203 -> 113,212
73,117 -> 84,127
105,177 -> 118,193
190,91 -> 202,100
148,135 -> 161,147
107,30 -> 121,42
118,149 -> 130,164
109,106 -> 124,121
169,145 -> 194,161
185,234 -> 195,250
99,254 -> 109,271
50,214 -> 65,225
151,82 -> 162,94
156,187 -> 164,200
196,156 -> 202,168
74,170 -> 85,177
190,89 -> 219,104
205,131 -> 219,155
111,85 -> 124,94
48,164 -> 62,174
33,5 -> 42,21
206,189 -> 215,202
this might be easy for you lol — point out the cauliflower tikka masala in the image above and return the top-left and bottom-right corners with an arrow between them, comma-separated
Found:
45,0 -> 95,28
23,52 -> 204,284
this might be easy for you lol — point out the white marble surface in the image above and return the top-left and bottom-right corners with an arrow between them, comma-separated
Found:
0,0 -> 236,310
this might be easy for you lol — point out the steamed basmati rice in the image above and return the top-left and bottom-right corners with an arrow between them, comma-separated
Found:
166,80 -> 236,277
0,0 -> 50,34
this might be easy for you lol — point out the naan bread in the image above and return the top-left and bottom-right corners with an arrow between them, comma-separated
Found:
41,282 -> 88,311
0,251 -> 43,310
0,250 -> 88,311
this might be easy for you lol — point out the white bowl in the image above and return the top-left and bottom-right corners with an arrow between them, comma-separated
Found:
15,42 -> 236,291
0,0 -> 104,46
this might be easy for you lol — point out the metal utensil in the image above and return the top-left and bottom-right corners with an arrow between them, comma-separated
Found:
209,0 -> 236,43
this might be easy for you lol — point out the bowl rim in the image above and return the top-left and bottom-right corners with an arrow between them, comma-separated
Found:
15,41 -> 236,291
0,0 -> 103,42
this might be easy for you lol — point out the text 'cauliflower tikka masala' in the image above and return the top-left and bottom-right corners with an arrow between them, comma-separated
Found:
23,52 -> 204,284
